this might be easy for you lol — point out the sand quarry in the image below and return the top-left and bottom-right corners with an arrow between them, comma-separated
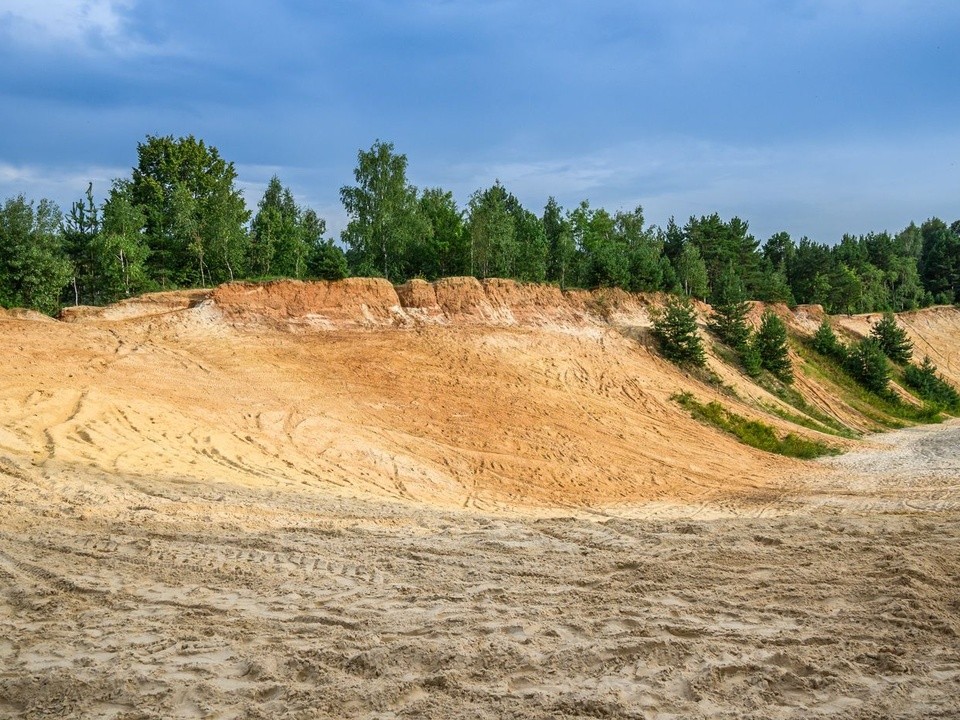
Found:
0,277 -> 958,719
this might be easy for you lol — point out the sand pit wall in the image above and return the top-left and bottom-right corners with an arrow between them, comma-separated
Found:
210,277 -> 664,331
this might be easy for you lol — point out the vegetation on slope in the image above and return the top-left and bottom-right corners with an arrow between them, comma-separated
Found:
660,303 -> 959,457
672,392 -> 839,459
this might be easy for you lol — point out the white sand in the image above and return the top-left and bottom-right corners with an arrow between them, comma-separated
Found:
1,423 -> 958,719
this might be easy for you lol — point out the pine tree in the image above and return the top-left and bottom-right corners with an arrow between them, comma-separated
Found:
708,264 -> 751,350
870,312 -> 913,364
651,297 -> 706,367
753,310 -> 792,382
740,339 -> 763,378
846,338 -> 891,393
812,319 -> 846,360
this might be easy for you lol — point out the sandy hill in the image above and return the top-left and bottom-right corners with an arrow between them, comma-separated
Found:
2,277 -> 958,511
3,278 -> 960,719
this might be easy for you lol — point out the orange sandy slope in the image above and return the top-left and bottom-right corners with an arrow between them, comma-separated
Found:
2,278 -> 957,510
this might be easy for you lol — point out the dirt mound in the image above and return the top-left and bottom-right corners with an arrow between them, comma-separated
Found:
58,289 -> 211,323
0,278 -> 800,510
0,307 -> 55,322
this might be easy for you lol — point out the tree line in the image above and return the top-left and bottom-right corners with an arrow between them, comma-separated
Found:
1,134 -> 958,315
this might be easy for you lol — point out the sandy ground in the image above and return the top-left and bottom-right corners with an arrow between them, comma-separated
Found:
1,425 -> 959,719
1,284 -> 959,718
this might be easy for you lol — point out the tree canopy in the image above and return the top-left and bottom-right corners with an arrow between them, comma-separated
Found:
0,195 -> 71,314
130,134 -> 251,287
340,140 -> 428,282
2,135 -> 960,319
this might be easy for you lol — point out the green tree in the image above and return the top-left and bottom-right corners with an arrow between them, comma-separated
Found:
544,197 -> 575,288
754,262 -> 795,305
568,201 -> 628,288
0,195 -> 72,314
510,203 -> 548,283
684,213 -> 761,295
308,240 -> 349,280
660,216 -> 685,265
300,207 -> 346,280
92,181 -> 151,303
740,340 -> 763,378
812,319 -> 846,360
651,297 -> 706,367
787,237 -> 833,306
708,263 -> 751,351
883,226 -> 925,311
918,218 -> 960,303
870,312 -> 913,364
250,176 -> 291,276
250,176 -> 315,278
130,134 -> 250,287
340,140 -> 428,281
467,181 -> 515,279
61,182 -> 100,305
826,263 -> 862,314
674,243 -> 708,299
204,185 -> 250,284
846,338 -> 891,393
413,187 -> 465,278
763,231 -> 795,274
616,206 -> 663,292
753,310 -> 792,382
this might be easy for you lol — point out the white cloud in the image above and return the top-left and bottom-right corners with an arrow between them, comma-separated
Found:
0,0 -> 136,51
0,161 -> 126,209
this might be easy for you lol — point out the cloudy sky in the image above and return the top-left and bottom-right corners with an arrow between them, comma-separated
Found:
1,0 -> 958,243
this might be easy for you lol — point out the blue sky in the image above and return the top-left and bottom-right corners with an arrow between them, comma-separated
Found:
1,0 -> 958,244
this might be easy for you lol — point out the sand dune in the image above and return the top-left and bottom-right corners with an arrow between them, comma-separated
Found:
1,279 -> 959,718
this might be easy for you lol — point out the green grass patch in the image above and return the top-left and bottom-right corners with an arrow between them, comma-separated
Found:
672,392 -> 841,459
757,371 -> 859,439
711,341 -> 741,368
793,340 -> 944,427
759,402 -> 854,439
